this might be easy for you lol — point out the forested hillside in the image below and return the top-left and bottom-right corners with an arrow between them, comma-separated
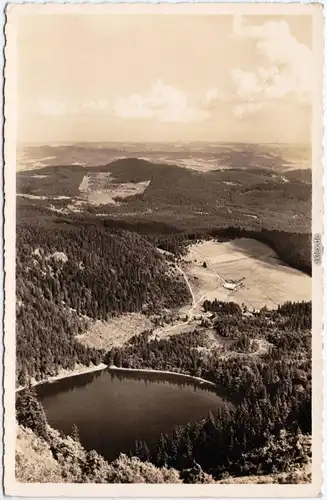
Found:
16,223 -> 190,384
15,423 -> 182,484
16,299 -> 312,483
105,301 -> 311,479
15,423 -> 310,484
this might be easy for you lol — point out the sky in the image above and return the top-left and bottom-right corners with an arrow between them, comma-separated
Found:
17,13 -> 313,144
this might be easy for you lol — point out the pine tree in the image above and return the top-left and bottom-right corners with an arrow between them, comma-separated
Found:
71,423 -> 81,443
83,449 -> 108,483
180,432 -> 194,470
156,433 -> 169,467
137,441 -> 151,462
16,385 -> 48,439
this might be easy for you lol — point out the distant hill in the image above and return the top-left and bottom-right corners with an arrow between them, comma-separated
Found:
285,168 -> 311,184
16,154 -> 312,278
17,157 -> 311,234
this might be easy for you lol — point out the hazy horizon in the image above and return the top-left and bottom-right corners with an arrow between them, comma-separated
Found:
19,139 -> 312,147
17,139 -> 311,174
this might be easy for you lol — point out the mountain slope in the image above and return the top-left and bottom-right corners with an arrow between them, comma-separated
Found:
16,223 -> 190,384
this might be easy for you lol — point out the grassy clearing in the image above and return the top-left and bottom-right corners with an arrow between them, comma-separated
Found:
182,239 -> 311,311
75,313 -> 153,350
79,172 -> 151,206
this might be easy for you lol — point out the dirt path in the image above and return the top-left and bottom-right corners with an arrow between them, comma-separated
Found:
191,247 -> 227,284
189,247 -> 258,310
190,242 -> 286,310
175,263 -> 196,310
151,261 -> 201,339
173,262 -> 208,323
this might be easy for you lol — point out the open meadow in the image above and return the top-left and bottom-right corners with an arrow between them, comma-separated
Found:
182,239 -> 311,311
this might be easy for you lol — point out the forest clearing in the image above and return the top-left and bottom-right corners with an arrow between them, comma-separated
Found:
76,313 -> 153,350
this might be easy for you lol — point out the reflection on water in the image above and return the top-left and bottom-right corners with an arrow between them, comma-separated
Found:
36,369 -> 104,397
35,368 -> 232,462
108,368 -> 217,392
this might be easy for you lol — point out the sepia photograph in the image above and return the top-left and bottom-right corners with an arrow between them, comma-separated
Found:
3,3 -> 324,497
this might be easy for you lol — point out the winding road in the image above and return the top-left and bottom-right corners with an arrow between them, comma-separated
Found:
151,261 -> 204,338
191,247 -> 227,284
175,263 -> 196,309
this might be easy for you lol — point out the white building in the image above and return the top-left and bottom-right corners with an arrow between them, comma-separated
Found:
223,282 -> 237,291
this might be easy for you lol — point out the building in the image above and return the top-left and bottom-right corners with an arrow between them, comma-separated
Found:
222,282 -> 237,291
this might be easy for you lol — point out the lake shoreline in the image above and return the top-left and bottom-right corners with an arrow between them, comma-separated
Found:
16,363 -> 108,392
16,363 -> 218,392
108,365 -> 217,387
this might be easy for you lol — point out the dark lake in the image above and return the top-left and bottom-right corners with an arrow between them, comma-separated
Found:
36,368 -> 231,462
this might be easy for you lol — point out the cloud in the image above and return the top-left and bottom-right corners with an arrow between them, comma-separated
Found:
81,100 -> 111,112
233,102 -> 263,119
113,81 -> 209,123
231,16 -> 312,118
37,99 -> 111,117
205,88 -> 220,103
231,68 -> 262,101
38,99 -> 71,117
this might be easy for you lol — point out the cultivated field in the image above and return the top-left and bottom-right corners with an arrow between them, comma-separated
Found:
181,238 -> 311,311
